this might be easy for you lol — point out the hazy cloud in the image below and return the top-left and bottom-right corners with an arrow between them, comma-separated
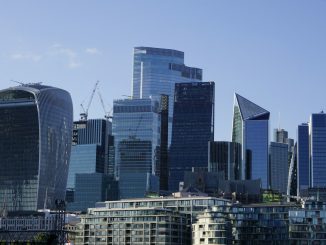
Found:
85,48 -> 100,55
50,44 -> 81,68
10,52 -> 42,62
10,44 -> 84,69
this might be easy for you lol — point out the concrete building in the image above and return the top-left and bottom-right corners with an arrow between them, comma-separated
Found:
192,206 -> 232,245
75,208 -> 191,245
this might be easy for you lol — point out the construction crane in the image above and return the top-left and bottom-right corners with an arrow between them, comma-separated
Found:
97,88 -> 113,120
80,81 -> 99,121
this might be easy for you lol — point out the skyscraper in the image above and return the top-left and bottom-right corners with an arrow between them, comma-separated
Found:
132,47 -> 202,145
232,93 -> 270,188
169,82 -> 214,191
297,123 -> 310,194
67,119 -> 118,211
269,142 -> 288,193
0,84 -> 73,212
112,98 -> 161,198
67,119 -> 110,191
309,112 -> 326,188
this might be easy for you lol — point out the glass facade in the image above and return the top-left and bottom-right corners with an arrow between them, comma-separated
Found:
297,123 -> 309,194
269,142 -> 289,193
232,94 -> 270,188
0,84 -> 73,212
112,98 -> 160,198
310,113 -> 326,188
132,47 -> 202,145
169,82 -> 214,191
67,144 -> 98,189
208,141 -> 241,180
67,173 -> 118,212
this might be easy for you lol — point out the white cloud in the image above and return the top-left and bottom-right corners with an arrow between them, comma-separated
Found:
49,45 -> 81,69
10,52 -> 42,62
10,44 -> 83,69
85,48 -> 100,55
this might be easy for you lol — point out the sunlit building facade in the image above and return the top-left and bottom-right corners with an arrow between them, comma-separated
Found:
112,98 -> 160,198
132,47 -> 202,145
0,84 -> 73,212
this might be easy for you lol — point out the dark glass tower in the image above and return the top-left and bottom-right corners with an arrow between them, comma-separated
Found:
297,123 -> 309,194
232,94 -> 270,188
169,82 -> 215,191
309,112 -> 326,188
208,141 -> 241,180
0,84 -> 73,212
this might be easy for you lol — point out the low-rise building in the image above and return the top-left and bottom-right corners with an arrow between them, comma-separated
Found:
192,206 -> 232,245
289,200 -> 326,244
75,207 -> 191,245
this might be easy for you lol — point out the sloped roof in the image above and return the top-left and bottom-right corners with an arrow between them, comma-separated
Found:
235,93 -> 270,120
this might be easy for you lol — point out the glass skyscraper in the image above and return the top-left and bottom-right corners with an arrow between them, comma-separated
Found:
132,47 -> 202,145
169,82 -> 214,191
112,98 -> 160,198
67,119 -> 110,190
232,93 -> 270,188
309,112 -> 326,188
0,84 -> 73,212
297,123 -> 309,194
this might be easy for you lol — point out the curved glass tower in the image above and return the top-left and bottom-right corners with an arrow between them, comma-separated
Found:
232,93 -> 270,188
0,84 -> 73,212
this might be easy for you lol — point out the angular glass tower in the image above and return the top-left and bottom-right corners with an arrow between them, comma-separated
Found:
0,84 -> 73,212
112,98 -> 160,198
169,82 -> 214,191
232,94 -> 270,188
132,47 -> 202,145
309,112 -> 326,188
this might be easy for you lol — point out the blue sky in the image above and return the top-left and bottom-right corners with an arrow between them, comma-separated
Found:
1,1 -> 326,141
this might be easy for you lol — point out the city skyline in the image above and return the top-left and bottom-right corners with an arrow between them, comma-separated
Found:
1,1 -> 326,141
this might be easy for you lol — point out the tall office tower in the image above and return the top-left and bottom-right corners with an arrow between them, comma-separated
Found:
157,95 -> 169,191
269,142 -> 288,193
297,123 -> 309,195
112,98 -> 161,198
232,93 -> 270,188
309,112 -> 326,188
271,128 -> 295,194
132,47 -> 202,145
67,119 -> 111,192
208,141 -> 241,180
169,82 -> 214,191
0,84 -> 73,212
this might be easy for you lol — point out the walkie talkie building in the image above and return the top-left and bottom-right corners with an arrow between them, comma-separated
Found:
0,84 -> 73,213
